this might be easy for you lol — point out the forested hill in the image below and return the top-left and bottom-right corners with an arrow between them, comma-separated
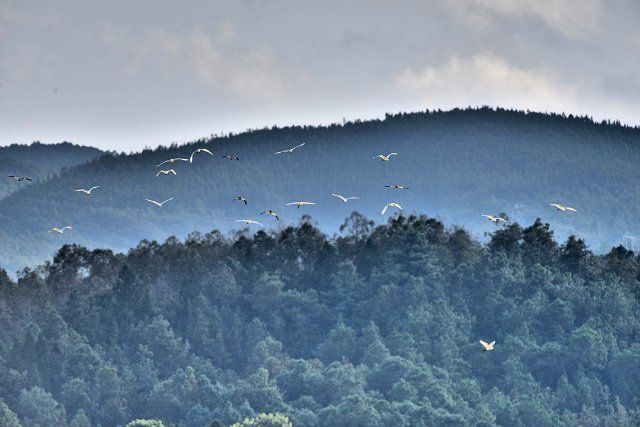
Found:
0,215 -> 639,426
0,142 -> 104,200
2,107 -> 640,274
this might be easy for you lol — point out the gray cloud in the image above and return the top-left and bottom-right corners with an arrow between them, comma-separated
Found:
0,0 -> 639,151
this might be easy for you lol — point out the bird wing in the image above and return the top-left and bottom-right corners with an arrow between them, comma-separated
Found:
161,197 -> 175,205
496,218 -> 507,222
155,171 -> 162,177
479,340 -> 491,350
332,194 -> 347,201
89,186 -> 100,191
387,152 -> 398,157
169,169 -> 176,175
145,199 -> 161,207
275,149 -> 288,154
189,151 -> 197,163
566,207 -> 577,212
489,341 -> 495,347
286,202 -> 296,206
201,149 -> 213,155
392,203 -> 403,210
157,159 -> 170,167
482,214 -> 491,219
48,228 -> 58,233
381,205 -> 389,215
293,142 -> 305,150
62,226 -> 72,231
550,203 -> 562,210
75,189 -> 87,193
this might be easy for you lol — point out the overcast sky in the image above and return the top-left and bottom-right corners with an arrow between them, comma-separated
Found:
1,0 -> 639,151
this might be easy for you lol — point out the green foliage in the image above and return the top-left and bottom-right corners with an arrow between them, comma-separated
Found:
230,413 -> 293,427
0,214 -> 639,425
126,420 -> 165,427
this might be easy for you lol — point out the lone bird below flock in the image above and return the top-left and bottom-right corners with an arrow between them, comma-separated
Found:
222,155 -> 240,161
233,196 -> 248,205
156,157 -> 189,167
189,148 -> 213,163
260,210 -> 280,220
286,201 -> 316,208
373,152 -> 397,161
145,197 -> 175,208
381,202 -> 403,216
331,194 -> 359,203
156,169 -> 177,177
275,142 -> 305,154
75,186 -> 100,195
235,219 -> 264,226
8,175 -> 31,182
479,340 -> 495,351
550,203 -> 576,212
49,226 -> 72,234
482,214 -> 507,223
385,184 -> 409,190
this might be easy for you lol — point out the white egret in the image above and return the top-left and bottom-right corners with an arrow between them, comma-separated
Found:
75,186 -> 100,195
275,142 -> 305,154
156,169 -> 177,177
189,148 -> 213,163
373,153 -> 397,161
145,197 -> 175,207
331,194 -> 359,203
381,202 -> 403,215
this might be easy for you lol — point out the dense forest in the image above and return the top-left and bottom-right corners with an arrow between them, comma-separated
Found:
2,108 -> 640,274
0,142 -> 103,200
0,212 -> 639,426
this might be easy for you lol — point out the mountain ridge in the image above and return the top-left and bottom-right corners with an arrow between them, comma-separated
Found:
2,107 -> 640,274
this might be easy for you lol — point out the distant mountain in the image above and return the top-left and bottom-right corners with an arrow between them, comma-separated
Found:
0,141 -> 104,199
1,107 -> 640,274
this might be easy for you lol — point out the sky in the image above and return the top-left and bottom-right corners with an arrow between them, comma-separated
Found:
1,0 -> 639,152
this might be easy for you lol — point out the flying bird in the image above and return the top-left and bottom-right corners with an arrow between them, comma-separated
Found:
286,201 -> 316,208
385,184 -> 409,190
479,340 -> 495,351
373,153 -> 397,161
233,196 -> 248,205
145,197 -> 175,207
189,148 -> 214,163
48,226 -> 72,234
260,210 -> 280,220
331,194 -> 359,203
156,157 -> 189,167
550,203 -> 577,212
275,142 -> 305,154
381,202 -> 403,215
156,169 -> 177,177
222,155 -> 240,161
75,186 -> 101,195
482,214 -> 507,223
235,219 -> 264,226
8,175 -> 31,182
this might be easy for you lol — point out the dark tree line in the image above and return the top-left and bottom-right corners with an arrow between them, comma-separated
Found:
0,213 -> 639,426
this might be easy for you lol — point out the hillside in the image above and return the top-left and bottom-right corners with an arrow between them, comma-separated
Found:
2,107 -> 640,274
0,142 -> 104,200
0,216 -> 638,425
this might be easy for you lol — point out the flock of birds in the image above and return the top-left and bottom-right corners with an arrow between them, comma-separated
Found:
7,141 -> 579,352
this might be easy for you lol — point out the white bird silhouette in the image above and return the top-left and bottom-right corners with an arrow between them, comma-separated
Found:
275,142 -> 305,154
479,340 -> 495,351
235,219 -> 264,226
482,214 -> 507,223
8,175 -> 31,182
156,169 -> 177,177
145,197 -> 175,207
49,226 -> 72,234
373,152 -> 397,161
331,194 -> 359,203
550,203 -> 577,212
385,184 -> 409,190
189,148 -> 214,163
75,186 -> 100,195
286,201 -> 316,208
233,196 -> 248,205
156,157 -> 189,167
260,210 -> 280,220
381,202 -> 403,215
